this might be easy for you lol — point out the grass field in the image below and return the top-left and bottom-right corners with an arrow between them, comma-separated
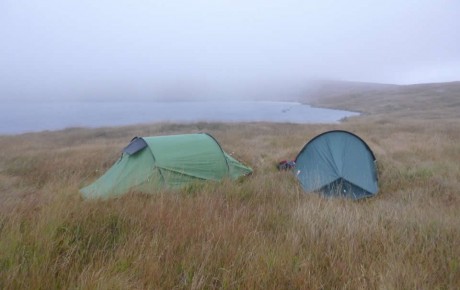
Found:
0,82 -> 459,289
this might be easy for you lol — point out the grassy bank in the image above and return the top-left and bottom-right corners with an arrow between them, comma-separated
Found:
1,92 -> 459,288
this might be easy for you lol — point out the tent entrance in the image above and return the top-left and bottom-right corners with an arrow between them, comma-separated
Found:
319,178 -> 373,199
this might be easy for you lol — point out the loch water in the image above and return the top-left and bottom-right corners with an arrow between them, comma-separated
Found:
0,101 -> 359,135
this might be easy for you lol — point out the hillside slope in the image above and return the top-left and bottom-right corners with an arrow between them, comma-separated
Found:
304,81 -> 460,120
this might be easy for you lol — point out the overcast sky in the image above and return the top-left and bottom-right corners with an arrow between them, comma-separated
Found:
1,0 -> 459,101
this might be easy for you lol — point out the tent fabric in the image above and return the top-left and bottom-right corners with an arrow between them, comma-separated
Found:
295,130 -> 378,199
81,133 -> 252,198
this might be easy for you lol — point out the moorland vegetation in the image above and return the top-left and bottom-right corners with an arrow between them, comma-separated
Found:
0,82 -> 459,289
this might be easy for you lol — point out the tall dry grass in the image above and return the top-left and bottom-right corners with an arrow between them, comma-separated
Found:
0,113 -> 459,288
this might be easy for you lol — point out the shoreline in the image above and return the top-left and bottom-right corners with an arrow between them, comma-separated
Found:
0,101 -> 359,136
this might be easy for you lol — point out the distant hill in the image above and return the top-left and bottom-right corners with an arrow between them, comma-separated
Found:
302,80 -> 460,120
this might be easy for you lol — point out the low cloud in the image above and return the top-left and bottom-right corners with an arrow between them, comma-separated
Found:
1,0 -> 459,101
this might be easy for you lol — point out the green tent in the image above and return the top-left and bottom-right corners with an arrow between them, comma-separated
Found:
294,130 -> 378,199
81,133 -> 252,198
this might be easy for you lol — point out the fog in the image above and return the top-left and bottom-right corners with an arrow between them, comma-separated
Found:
1,0 -> 459,101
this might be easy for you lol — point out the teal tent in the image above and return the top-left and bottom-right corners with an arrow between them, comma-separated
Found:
81,133 -> 252,198
294,130 -> 378,199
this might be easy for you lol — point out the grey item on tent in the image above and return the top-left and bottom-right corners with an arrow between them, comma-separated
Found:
294,130 -> 378,199
123,137 -> 148,155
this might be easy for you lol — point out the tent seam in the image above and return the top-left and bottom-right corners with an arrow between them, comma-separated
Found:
142,137 -> 167,185
202,133 -> 231,176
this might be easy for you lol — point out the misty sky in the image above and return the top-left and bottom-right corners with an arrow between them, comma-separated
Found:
1,0 -> 459,101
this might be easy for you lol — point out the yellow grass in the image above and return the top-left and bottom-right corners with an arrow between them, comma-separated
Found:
0,83 -> 459,289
